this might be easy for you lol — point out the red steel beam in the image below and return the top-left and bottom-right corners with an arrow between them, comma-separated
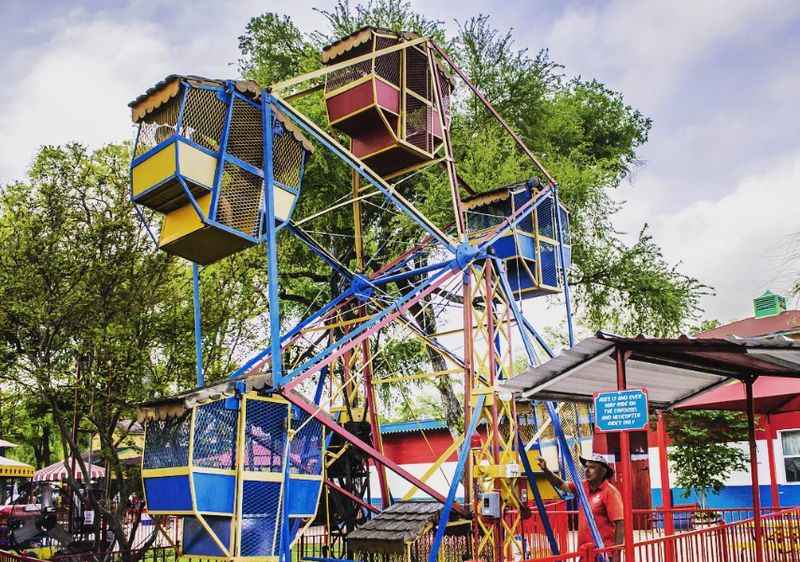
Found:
763,414 -> 780,508
615,348 -> 635,562
283,389 -> 468,516
745,378 -> 764,562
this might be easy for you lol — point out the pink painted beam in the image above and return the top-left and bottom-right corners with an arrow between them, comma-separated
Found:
283,265 -> 461,393
283,389 -> 468,517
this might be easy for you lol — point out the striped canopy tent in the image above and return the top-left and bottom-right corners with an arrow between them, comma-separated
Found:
33,458 -> 105,482
0,455 -> 34,478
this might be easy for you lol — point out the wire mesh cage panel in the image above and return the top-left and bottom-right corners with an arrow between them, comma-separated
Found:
217,163 -> 264,237
290,413 -> 324,476
375,56 -> 401,88
405,94 -> 433,153
192,400 -> 238,470
325,58 -> 373,93
539,241 -> 558,288
273,122 -> 306,189
133,97 -> 181,159
436,70 -> 452,128
228,97 -> 264,169
536,196 -> 555,240
143,414 -> 191,469
241,480 -> 282,556
182,515 -> 233,556
558,401 -> 585,479
180,87 -> 226,152
405,46 -> 431,100
244,399 -> 288,472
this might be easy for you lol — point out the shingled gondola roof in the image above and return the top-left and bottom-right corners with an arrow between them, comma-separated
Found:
460,179 -> 545,211
321,26 -> 416,64
136,369 -> 272,422
128,75 -> 314,152
347,501 -> 450,554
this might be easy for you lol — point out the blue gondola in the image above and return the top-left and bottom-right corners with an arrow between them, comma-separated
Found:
464,179 -> 571,299
138,379 -> 324,559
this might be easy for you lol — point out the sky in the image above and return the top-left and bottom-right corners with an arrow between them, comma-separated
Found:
0,0 -> 798,327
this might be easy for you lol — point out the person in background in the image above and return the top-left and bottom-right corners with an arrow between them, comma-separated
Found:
537,454 -> 624,557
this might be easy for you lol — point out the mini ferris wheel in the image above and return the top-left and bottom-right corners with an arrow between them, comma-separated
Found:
129,26 -> 590,562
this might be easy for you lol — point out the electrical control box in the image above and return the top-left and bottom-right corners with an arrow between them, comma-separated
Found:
479,491 -> 500,518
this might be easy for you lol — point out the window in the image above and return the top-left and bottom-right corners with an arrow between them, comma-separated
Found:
781,430 -> 800,482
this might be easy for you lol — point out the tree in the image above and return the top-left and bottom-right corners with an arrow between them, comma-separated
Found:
236,0 -> 709,426
0,143 -> 275,561
665,410 -> 748,509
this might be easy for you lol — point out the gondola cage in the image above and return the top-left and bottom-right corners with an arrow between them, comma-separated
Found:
129,76 -> 314,264
464,180 -> 571,299
322,27 -> 451,178
138,383 -> 324,560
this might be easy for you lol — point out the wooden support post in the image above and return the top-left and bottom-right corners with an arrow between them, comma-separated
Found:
615,348 -> 635,562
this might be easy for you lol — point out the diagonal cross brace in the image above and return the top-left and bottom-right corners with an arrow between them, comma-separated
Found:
283,389 -> 468,516
284,264 -> 461,391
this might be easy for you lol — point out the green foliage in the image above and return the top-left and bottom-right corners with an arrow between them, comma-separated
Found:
238,13 -> 321,86
233,0 -> 710,422
666,410 -> 749,506
0,143 -> 274,558
313,0 -> 446,45
690,318 -> 722,336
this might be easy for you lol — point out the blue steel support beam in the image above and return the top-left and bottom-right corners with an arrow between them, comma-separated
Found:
262,92 -> 284,386
521,315 -> 555,359
285,222 -> 354,281
271,96 -> 458,254
426,394 -> 486,562
544,400 -> 606,554
492,258 -> 539,367
192,263 -> 204,387
517,432 -> 559,555
370,259 -> 454,288
552,183 -> 575,348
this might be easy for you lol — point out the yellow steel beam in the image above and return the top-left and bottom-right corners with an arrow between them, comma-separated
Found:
270,37 -> 427,93
401,434 -> 464,501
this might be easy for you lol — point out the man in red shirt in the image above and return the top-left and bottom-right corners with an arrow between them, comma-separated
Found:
537,454 -> 624,554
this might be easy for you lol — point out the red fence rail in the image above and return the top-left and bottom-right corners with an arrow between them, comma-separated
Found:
524,506 -> 800,562
525,506 -> 783,554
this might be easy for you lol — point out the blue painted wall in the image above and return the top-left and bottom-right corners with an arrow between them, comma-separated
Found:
652,485 -> 800,511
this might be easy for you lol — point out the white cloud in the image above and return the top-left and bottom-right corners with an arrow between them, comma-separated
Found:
642,150 -> 800,322
0,0 -> 325,185
0,19 -> 168,183
543,0 -> 798,110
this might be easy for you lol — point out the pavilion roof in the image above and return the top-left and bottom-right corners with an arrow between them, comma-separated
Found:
502,332 -> 800,409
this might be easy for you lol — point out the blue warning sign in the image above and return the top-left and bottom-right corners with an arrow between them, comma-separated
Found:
594,389 -> 649,432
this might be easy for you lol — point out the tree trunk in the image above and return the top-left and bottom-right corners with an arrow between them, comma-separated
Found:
41,423 -> 51,467
397,276 -> 464,437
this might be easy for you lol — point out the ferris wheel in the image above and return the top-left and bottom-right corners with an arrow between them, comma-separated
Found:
129,26 -> 585,562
